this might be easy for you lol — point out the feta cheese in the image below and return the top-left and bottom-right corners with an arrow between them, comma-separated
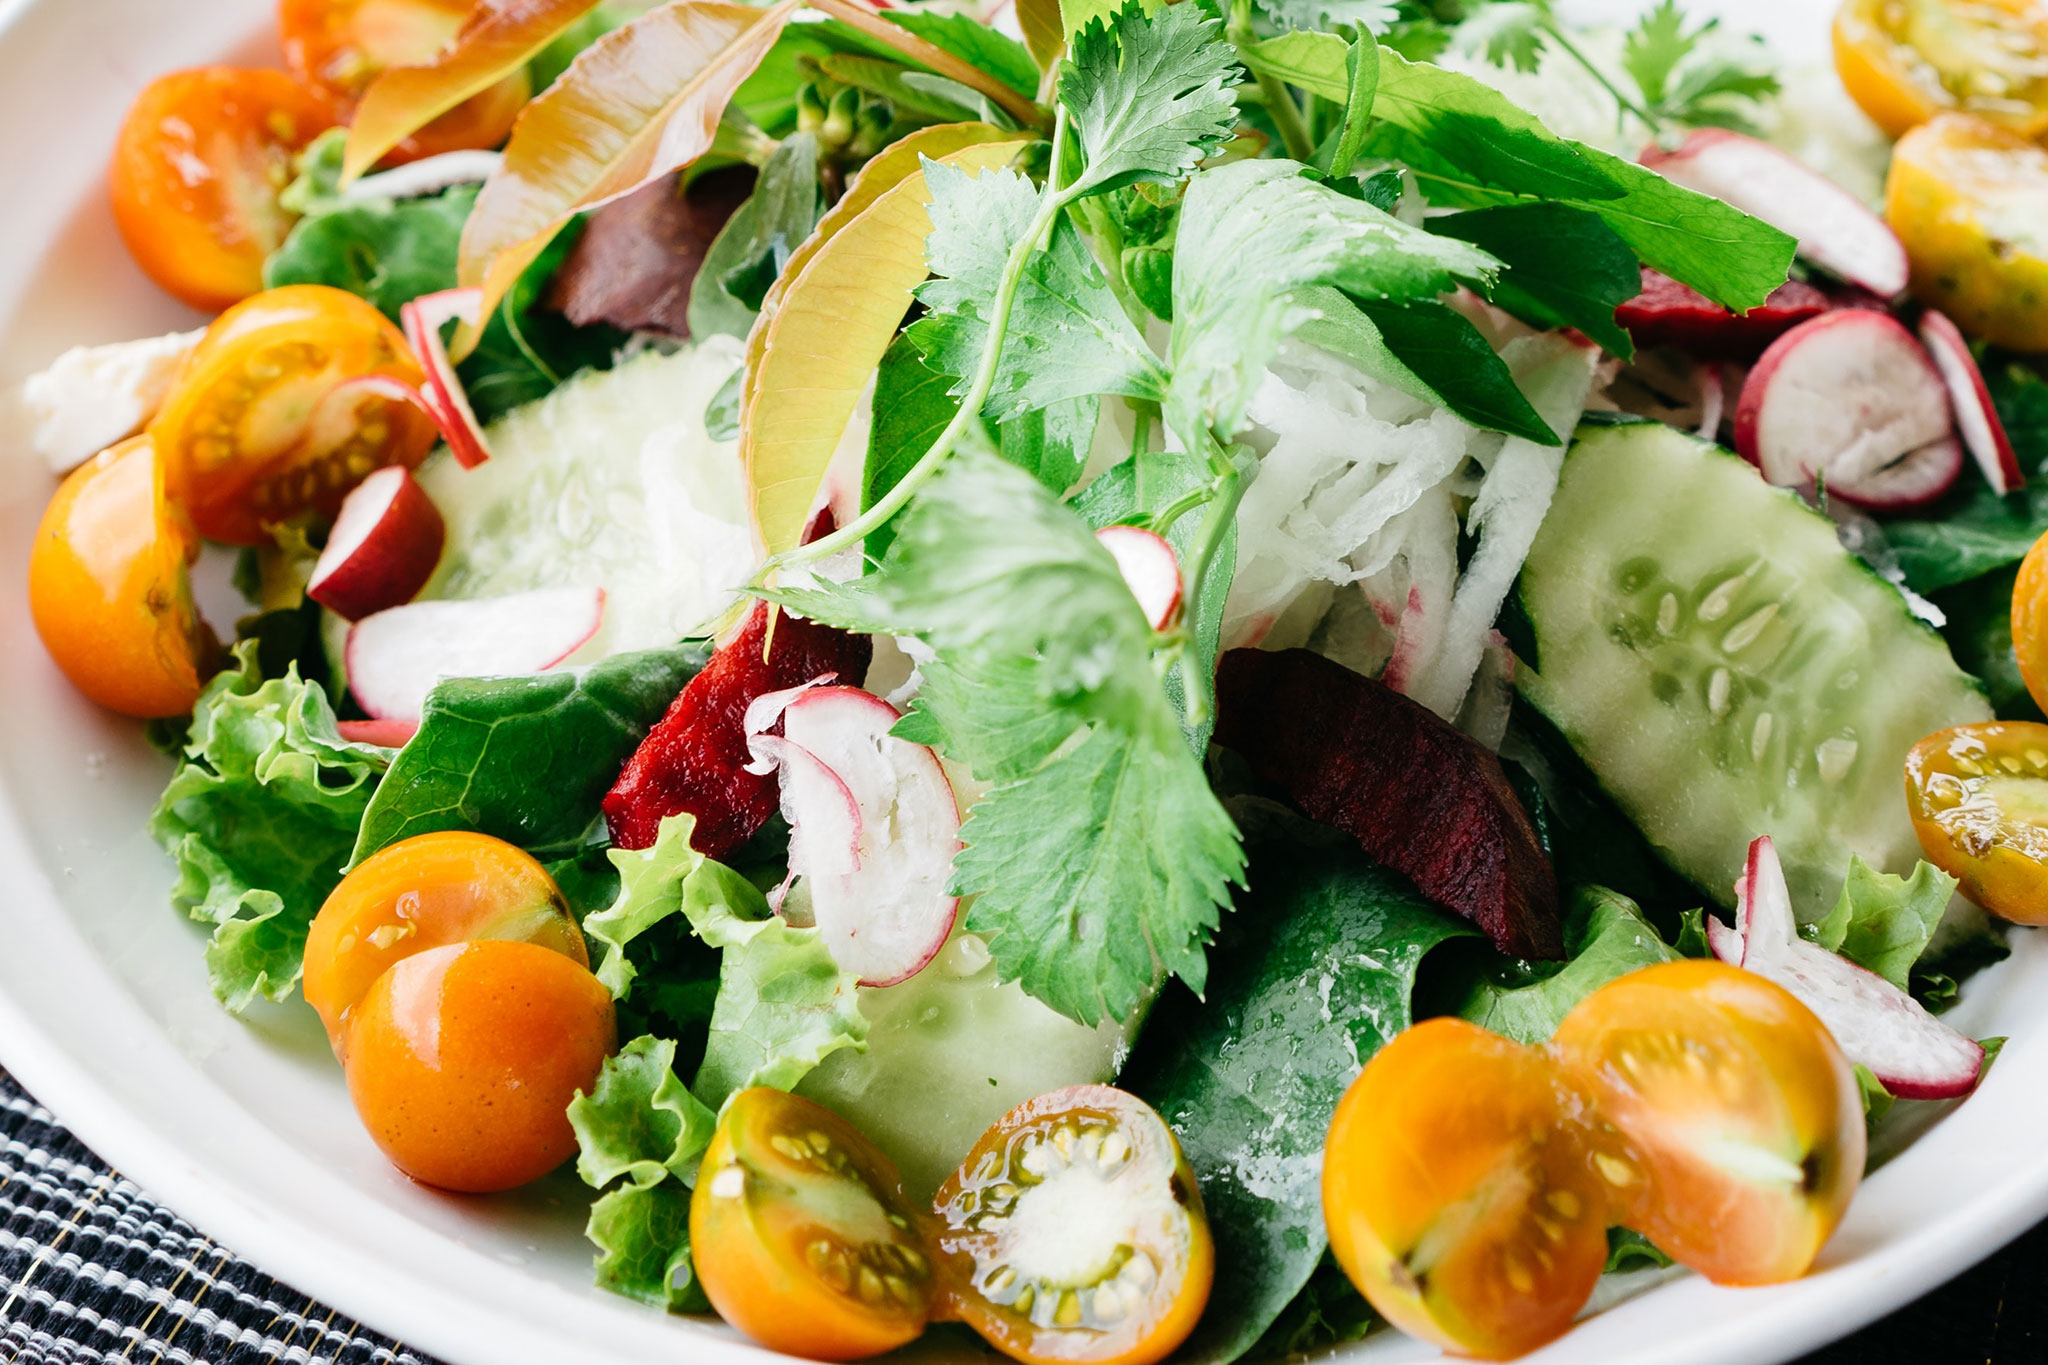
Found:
22,329 -> 203,473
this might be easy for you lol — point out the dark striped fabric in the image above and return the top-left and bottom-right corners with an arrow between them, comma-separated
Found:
0,1069 -> 435,1365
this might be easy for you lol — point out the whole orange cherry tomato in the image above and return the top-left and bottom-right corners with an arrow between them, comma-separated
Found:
1905,720 -> 2048,923
1834,0 -> 2048,139
344,939 -> 615,1191
1552,960 -> 1864,1288
279,0 -> 530,163
930,1085 -> 1213,1365
692,1087 -> 937,1361
1886,114 -> 2048,351
110,67 -> 336,312
1323,1018 -> 1609,1361
150,284 -> 438,545
303,831 -> 585,1056
28,436 -> 215,718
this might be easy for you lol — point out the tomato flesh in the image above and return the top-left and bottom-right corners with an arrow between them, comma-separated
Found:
932,1085 -> 1213,1365
1906,721 -> 2048,923
1552,961 -> 1864,1287
150,284 -> 438,545
1323,1018 -> 1608,1361
1835,0 -> 2048,138
693,1087 -> 935,1361
303,830 -> 584,1057
110,67 -> 336,311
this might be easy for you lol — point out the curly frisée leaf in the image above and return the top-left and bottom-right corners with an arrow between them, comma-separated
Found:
583,812 -> 710,998
342,0 -> 603,182
457,0 -> 801,336
1058,1 -> 1241,199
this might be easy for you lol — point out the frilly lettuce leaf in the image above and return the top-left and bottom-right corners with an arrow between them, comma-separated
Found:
1452,887 -> 1677,1044
148,644 -> 389,1011
584,813 -> 713,998
1810,857 -> 1957,992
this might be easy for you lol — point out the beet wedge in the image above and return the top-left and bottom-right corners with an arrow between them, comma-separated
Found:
1215,648 -> 1562,959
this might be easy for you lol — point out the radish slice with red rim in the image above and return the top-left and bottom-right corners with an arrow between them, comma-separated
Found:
1919,309 -> 2024,494
1712,837 -> 1983,1100
399,287 -> 492,469
346,586 -> 605,722
308,466 -> 446,622
1825,435 -> 1964,513
1095,525 -> 1183,630
746,733 -> 864,921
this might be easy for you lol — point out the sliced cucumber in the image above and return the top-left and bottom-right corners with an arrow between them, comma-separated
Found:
1517,420 -> 1989,919
797,932 -> 1136,1201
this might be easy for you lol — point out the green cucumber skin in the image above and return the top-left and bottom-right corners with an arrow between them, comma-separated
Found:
1517,421 -> 1990,920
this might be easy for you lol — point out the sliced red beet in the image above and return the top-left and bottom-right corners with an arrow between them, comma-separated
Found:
602,601 -> 874,858
1214,648 -> 1562,959
1616,268 -> 1832,361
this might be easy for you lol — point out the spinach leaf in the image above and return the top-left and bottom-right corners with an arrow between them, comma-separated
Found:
1350,296 -> 1560,445
350,643 -> 707,864
686,132 -> 822,340
1123,845 -> 1470,1365
1428,203 -> 1641,357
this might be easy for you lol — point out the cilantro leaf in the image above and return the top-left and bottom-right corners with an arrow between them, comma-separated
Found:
1252,0 -> 1399,34
1458,1 -> 1549,74
1427,202 -> 1641,357
1060,0 -> 1240,199
909,160 -> 1167,417
1620,0 -> 1691,107
1620,0 -> 1780,132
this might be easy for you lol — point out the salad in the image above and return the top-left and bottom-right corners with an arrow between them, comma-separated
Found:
18,0 -> 2048,1358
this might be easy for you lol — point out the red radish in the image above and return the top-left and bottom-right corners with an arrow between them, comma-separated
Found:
1712,837 -> 1983,1100
1096,525 -> 1183,630
1828,436 -> 1965,512
1919,309 -> 2024,494
347,586 -> 605,723
1615,269 -> 1832,361
399,288 -> 492,468
337,718 -> 420,747
747,686 -> 961,987
1734,310 -> 1960,511
1642,130 -> 1909,298
307,467 -> 446,621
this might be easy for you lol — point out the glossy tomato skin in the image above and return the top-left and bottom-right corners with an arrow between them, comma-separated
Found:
278,0 -> 530,163
1906,720 -> 2048,923
2013,541 -> 2048,721
110,67 -> 336,311
28,436 -> 214,718
150,284 -> 437,545
303,831 -> 584,1057
343,940 -> 615,1192
1552,961 -> 1864,1287
692,1087 -> 934,1361
931,1085 -> 1213,1365
1323,1019 -> 1608,1361
1886,114 -> 2048,352
1834,0 -> 2048,138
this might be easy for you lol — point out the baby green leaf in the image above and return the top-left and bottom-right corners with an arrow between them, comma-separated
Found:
1349,297 -> 1561,445
1428,202 -> 1641,357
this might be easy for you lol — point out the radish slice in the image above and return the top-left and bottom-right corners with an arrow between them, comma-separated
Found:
741,676 -> 841,751
748,686 -> 961,987
347,586 -> 605,722
1096,525 -> 1183,630
1919,309 -> 2024,494
1827,435 -> 1964,513
337,718 -> 420,748
307,466 -> 446,622
399,288 -> 492,469
1712,837 -> 1983,1100
1642,130 -> 1909,298
1735,310 -> 1958,507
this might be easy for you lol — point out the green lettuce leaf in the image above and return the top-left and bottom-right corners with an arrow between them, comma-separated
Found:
1809,857 -> 1957,992
587,1184 -> 704,1311
583,814 -> 713,997
1451,887 -> 1678,1044
149,645 -> 389,1011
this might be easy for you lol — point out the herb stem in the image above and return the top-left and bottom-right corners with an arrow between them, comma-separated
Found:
771,107 -> 1075,570
1173,430 -> 1247,727
1226,0 -> 1314,162
1538,19 -> 1661,135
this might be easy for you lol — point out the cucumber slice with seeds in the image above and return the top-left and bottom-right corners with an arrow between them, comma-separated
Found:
1517,420 -> 1989,919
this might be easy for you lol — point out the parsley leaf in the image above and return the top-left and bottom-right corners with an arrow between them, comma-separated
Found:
1059,0 -> 1242,198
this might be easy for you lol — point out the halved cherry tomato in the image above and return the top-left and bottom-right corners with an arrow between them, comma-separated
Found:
1905,720 -> 2048,922
149,284 -> 438,545
2012,532 -> 2048,720
1834,0 -> 2048,139
302,830 -> 583,1056
1886,114 -> 2048,351
692,1087 -> 936,1361
1552,960 -> 1864,1287
1323,1018 -> 1608,1361
344,939 -> 615,1191
110,67 -> 336,312
279,0 -> 531,163
931,1085 -> 1212,1365
27,436 -> 215,718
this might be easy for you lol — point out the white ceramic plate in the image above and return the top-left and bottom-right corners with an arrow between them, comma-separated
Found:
1,2 -> 2043,1362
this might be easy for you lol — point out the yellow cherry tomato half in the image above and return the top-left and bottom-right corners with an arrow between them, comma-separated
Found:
344,939 -> 615,1192
303,830 -> 584,1056
150,284 -> 438,545
1835,0 -> 2048,139
1905,721 -> 2048,923
1323,1018 -> 1609,1362
1886,113 -> 2048,351
692,1087 -> 936,1361
931,1085 -> 1214,1365
2013,535 -> 2048,718
27,435 -> 215,719
1552,961 -> 1865,1287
